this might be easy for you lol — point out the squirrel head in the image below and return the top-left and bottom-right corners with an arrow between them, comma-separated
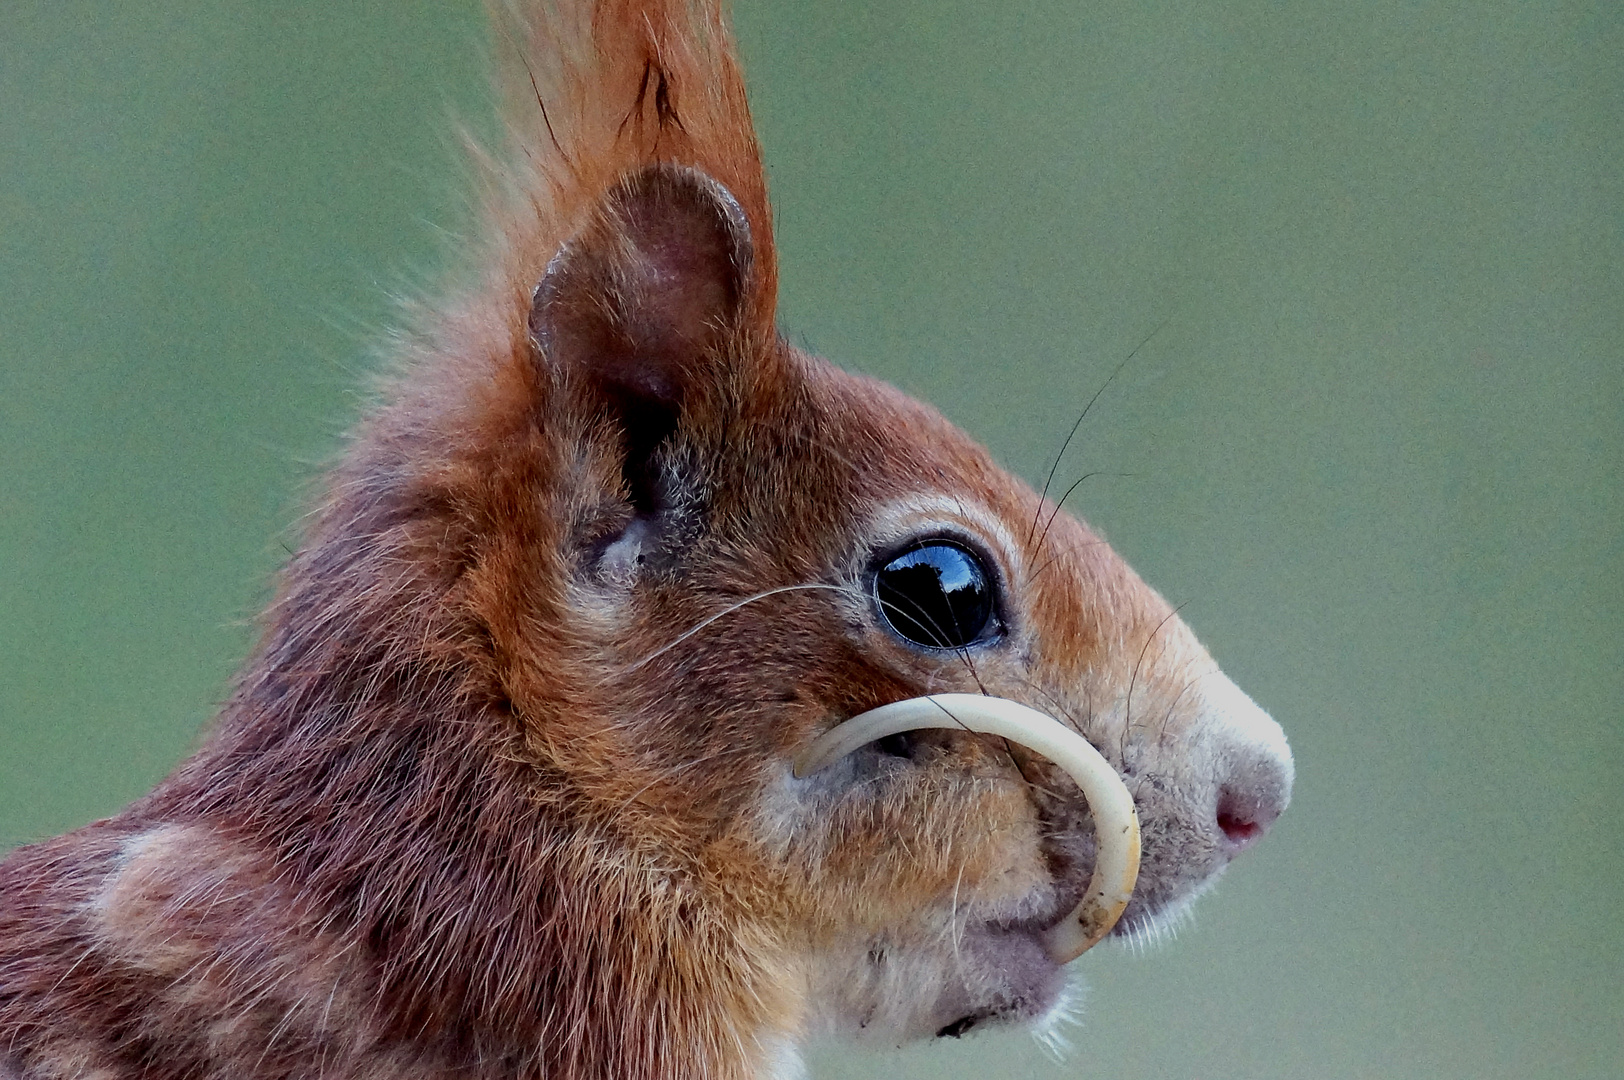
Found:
386,158 -> 1295,1044
107,3 -> 1294,1069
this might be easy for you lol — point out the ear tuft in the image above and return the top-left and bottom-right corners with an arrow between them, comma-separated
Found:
529,165 -> 754,413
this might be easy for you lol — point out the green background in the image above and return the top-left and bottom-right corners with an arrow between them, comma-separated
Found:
1,2 -> 1618,1077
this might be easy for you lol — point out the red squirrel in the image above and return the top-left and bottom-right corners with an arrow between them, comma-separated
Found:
0,1 -> 1293,1076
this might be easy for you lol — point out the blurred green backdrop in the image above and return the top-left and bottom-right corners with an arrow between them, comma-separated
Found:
1,2 -> 1618,1078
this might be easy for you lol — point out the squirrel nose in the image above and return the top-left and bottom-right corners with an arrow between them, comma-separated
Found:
1215,753 -> 1291,852
1201,675 -> 1294,855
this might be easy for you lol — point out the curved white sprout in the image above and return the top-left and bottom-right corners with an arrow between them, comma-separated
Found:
793,693 -> 1141,964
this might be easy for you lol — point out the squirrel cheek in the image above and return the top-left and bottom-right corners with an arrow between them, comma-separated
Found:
755,756 -> 1050,930
757,763 -> 1064,1043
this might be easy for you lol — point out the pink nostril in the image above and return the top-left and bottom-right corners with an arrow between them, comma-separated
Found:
1215,783 -> 1282,852
1216,809 -> 1265,848
1200,677 -> 1294,854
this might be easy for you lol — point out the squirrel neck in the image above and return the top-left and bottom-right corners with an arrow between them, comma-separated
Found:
88,451 -> 795,1079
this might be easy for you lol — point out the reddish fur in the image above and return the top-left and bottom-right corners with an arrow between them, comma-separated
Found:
0,2 -> 1291,1077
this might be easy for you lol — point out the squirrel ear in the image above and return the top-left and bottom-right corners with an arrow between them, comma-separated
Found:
528,166 -> 756,539
529,165 -> 753,420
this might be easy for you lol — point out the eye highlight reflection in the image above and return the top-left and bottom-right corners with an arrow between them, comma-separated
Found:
873,540 -> 997,650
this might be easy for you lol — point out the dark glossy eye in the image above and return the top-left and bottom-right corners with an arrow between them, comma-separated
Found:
874,540 -> 998,650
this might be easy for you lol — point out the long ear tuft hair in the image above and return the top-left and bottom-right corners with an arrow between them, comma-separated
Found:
484,0 -> 777,339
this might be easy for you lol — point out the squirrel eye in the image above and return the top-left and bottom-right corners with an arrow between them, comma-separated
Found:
874,541 -> 997,650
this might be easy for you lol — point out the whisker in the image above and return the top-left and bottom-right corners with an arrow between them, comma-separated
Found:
1003,673 -> 1085,735
1122,602 -> 1188,758
1022,318 -> 1169,555
1025,472 -> 1135,584
1156,671 -> 1212,745
620,583 -> 853,673
874,594 -> 991,693
612,745 -> 763,814
1023,538 -> 1113,591
948,862 -> 968,977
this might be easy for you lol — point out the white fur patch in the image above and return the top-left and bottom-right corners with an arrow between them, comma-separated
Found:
861,493 -> 1028,584
1030,975 -> 1087,1058
1198,673 -> 1294,780
758,1034 -> 808,1080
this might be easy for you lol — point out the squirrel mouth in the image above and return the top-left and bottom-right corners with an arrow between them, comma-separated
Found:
926,917 -> 1074,1038
795,693 -> 1142,964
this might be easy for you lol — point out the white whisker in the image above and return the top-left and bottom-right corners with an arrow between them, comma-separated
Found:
620,583 -> 853,672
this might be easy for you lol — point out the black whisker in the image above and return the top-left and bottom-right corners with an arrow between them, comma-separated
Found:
1123,602 -> 1188,757
1023,318 -> 1169,556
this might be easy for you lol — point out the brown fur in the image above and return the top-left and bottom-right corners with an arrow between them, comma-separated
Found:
0,2 -> 1292,1077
